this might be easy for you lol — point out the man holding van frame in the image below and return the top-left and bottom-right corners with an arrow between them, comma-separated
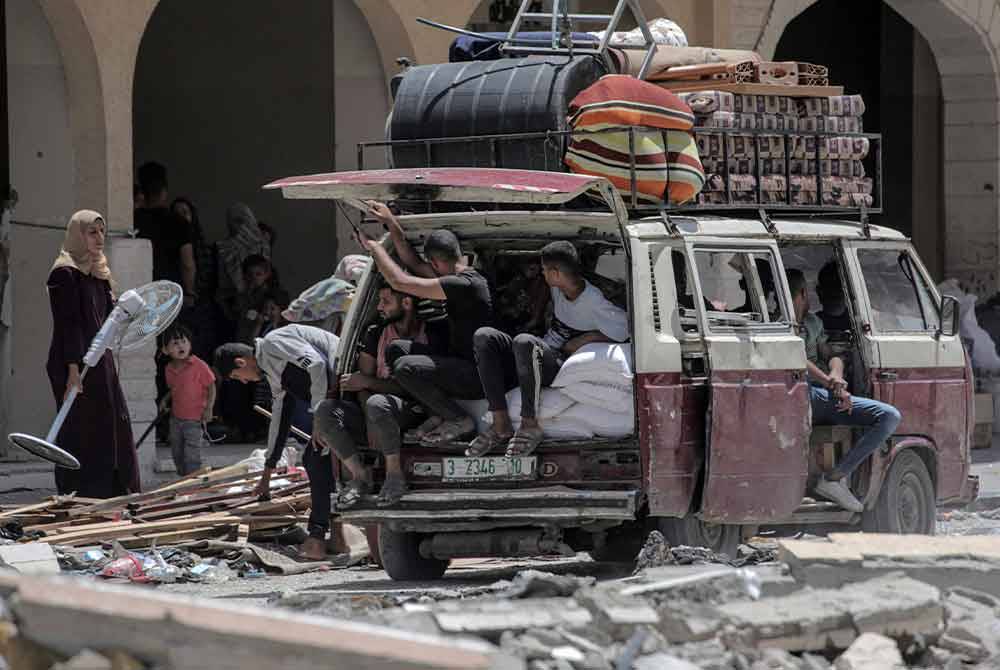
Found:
786,268 -> 902,513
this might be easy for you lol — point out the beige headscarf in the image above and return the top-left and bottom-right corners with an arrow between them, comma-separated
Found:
50,210 -> 113,283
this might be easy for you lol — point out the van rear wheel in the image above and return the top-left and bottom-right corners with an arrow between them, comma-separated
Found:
862,450 -> 936,535
378,526 -> 450,581
658,516 -> 742,559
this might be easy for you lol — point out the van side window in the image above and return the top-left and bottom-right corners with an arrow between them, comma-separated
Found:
692,249 -> 790,330
857,249 -> 940,332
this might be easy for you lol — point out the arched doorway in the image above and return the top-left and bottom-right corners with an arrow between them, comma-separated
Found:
765,0 -> 1000,295
133,0 -> 390,295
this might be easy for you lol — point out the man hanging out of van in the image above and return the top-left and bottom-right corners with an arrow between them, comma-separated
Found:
354,202 -> 493,449
786,269 -> 902,513
469,241 -> 629,458
314,285 -> 428,512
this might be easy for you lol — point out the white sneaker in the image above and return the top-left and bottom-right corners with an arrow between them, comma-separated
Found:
814,477 -> 863,513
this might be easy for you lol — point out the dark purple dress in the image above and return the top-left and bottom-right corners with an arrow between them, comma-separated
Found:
46,267 -> 140,497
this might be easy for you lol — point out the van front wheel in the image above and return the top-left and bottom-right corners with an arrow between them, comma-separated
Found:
658,516 -> 742,559
862,450 -> 936,535
378,526 -> 450,581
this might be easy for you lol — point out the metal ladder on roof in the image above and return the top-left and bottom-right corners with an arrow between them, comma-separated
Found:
501,0 -> 659,79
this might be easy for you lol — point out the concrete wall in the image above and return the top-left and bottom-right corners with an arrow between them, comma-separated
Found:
133,0 -> 391,296
6,0 -> 75,226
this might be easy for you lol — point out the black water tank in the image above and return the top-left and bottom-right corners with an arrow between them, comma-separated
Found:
389,55 -> 606,171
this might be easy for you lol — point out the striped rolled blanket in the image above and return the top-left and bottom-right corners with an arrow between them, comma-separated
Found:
565,74 -> 705,205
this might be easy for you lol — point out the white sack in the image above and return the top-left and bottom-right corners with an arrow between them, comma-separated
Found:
552,342 -> 634,388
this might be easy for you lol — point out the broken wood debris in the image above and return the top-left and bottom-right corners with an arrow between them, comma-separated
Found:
0,466 -> 310,552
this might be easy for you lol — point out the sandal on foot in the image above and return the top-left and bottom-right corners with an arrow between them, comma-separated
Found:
336,479 -> 370,510
404,415 -> 443,443
466,427 -> 513,457
375,478 -> 409,508
421,416 -> 476,446
506,425 -> 545,457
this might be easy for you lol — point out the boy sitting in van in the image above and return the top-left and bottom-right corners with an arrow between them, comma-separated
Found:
787,269 -> 902,512
315,285 -> 428,511
469,241 -> 629,457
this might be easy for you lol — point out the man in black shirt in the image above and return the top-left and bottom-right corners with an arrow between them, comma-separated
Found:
133,162 -> 196,301
355,202 -> 492,454
135,162 -> 197,443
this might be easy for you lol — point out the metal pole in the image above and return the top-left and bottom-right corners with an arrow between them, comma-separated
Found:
44,366 -> 90,443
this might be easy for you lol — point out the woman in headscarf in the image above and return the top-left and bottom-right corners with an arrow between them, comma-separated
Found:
46,210 -> 139,497
215,202 -> 269,337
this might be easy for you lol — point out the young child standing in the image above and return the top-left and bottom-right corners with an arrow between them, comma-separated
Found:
162,324 -> 216,476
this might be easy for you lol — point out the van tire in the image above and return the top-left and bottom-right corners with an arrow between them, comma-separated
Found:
658,516 -> 742,559
862,450 -> 936,535
378,526 -> 449,581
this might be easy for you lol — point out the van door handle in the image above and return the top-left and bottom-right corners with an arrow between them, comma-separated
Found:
878,371 -> 898,381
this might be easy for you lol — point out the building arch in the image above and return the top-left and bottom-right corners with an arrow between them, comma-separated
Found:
32,0 -> 107,219
753,0 -> 1000,295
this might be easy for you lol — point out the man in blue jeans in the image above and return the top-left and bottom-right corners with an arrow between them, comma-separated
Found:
787,269 -> 902,513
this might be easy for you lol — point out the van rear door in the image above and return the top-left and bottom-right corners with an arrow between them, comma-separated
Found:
685,239 -> 811,522
265,167 -> 625,210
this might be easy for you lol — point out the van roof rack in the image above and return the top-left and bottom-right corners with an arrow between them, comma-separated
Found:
499,0 -> 658,79
358,125 -> 883,219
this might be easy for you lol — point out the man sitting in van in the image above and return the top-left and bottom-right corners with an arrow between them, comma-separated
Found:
787,269 -> 902,513
354,202 -> 493,447
315,285 -> 427,514
469,241 -> 629,457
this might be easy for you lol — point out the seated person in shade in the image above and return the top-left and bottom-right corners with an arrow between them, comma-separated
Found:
816,261 -> 852,334
469,242 -> 629,458
787,268 -> 901,513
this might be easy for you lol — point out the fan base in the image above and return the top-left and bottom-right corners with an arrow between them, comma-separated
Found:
8,433 -> 81,470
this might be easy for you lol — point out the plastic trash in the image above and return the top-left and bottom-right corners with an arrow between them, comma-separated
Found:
100,553 -> 145,580
82,549 -> 106,563
143,548 -> 180,584
190,560 -> 235,584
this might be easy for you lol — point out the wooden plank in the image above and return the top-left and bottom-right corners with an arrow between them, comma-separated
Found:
657,81 -> 845,97
117,527 -> 230,550
40,515 -> 240,546
1,572 -> 514,670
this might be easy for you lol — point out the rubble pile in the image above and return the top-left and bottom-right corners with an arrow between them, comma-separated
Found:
273,534 -> 1000,670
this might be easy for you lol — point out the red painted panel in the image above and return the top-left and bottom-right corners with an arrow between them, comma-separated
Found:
637,372 -> 705,516
871,366 -> 970,501
702,369 -> 811,522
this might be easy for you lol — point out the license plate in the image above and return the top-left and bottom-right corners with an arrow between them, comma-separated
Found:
442,456 -> 538,481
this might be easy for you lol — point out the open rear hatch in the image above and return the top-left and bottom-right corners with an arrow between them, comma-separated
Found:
264,168 -> 640,523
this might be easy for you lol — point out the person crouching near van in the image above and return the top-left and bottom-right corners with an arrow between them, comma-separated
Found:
469,241 -> 629,457
314,285 -> 428,515
162,324 -> 216,476
787,269 -> 901,512
354,202 -> 493,448
214,324 -> 339,559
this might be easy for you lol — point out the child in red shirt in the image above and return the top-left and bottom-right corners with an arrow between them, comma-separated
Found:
163,324 -> 216,475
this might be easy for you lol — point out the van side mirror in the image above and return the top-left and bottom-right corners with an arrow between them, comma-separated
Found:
940,295 -> 960,338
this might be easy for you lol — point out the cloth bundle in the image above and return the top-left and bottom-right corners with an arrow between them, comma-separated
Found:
483,343 -> 635,440
565,75 -> 705,205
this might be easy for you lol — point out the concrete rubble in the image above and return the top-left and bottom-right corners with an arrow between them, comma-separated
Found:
3,532 -> 1000,669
